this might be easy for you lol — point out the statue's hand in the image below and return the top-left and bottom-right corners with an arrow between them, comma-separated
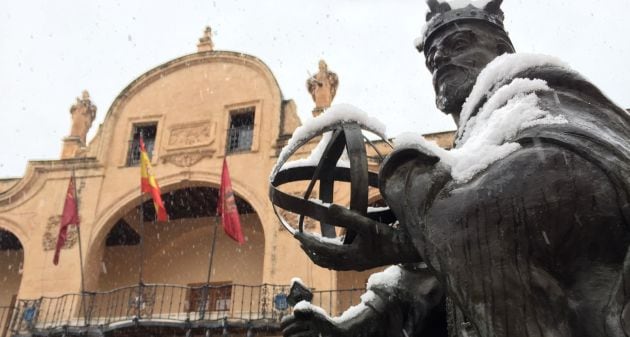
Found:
281,304 -> 341,337
295,205 -> 421,271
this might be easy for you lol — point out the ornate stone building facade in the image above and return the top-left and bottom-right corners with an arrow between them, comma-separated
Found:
0,28 -> 453,337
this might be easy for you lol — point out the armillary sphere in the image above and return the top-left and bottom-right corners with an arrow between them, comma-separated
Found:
269,121 -> 396,244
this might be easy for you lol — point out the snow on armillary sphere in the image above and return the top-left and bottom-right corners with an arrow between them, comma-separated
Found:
269,104 -> 396,245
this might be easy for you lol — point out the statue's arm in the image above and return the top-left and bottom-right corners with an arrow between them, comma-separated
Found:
294,204 -> 422,271
281,293 -> 388,337
294,146 -> 451,271
282,265 -> 444,337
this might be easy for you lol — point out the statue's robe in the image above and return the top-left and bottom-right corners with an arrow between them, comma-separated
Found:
381,59 -> 630,337
364,265 -> 447,337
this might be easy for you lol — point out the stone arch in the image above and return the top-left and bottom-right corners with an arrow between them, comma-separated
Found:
84,176 -> 266,291
0,217 -> 29,247
0,219 -> 26,306
94,51 -> 285,163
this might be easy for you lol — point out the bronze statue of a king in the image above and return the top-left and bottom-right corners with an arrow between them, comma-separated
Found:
277,0 -> 630,336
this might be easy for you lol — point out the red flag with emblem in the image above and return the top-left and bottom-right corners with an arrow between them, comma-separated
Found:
217,158 -> 245,244
53,175 -> 80,265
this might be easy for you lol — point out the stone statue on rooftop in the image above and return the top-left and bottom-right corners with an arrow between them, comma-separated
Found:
276,0 -> 630,336
306,60 -> 339,116
197,26 -> 214,52
69,90 -> 97,145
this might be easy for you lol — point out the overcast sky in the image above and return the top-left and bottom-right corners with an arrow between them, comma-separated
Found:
0,0 -> 628,178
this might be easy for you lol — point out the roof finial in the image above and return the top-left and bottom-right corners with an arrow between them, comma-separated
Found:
197,26 -> 214,52
61,89 -> 97,159
306,59 -> 339,117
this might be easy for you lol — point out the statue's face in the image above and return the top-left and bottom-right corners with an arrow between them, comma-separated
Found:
319,60 -> 327,71
424,22 -> 510,121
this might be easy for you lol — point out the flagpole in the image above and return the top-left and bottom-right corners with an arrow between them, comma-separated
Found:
137,132 -> 147,287
206,217 -> 219,285
138,192 -> 145,285
72,168 -> 88,325
207,158 -> 225,285
131,173 -> 147,322
202,186 -> 220,320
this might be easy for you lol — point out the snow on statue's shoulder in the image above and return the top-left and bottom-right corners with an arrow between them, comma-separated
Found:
393,132 -> 455,169
460,53 -> 569,127
448,53 -> 571,183
392,54 -> 572,184
271,103 -> 387,180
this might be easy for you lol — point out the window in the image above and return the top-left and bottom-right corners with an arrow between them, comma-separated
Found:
188,283 -> 232,312
226,108 -> 255,154
127,123 -> 157,166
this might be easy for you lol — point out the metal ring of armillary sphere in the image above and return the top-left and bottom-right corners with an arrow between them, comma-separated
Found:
269,121 -> 396,244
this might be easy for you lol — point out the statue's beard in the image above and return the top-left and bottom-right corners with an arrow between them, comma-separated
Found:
434,66 -> 476,115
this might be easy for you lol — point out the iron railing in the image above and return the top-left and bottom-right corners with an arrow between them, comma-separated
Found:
8,283 -> 365,336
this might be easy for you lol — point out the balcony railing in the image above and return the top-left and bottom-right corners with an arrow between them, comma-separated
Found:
7,283 -> 365,336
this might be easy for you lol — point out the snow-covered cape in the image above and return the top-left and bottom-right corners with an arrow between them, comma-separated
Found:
464,54 -> 630,223
393,52 -> 630,223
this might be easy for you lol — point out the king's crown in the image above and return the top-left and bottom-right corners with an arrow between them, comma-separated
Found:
417,0 -> 505,52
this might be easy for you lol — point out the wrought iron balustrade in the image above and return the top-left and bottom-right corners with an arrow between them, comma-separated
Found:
8,283 -> 365,336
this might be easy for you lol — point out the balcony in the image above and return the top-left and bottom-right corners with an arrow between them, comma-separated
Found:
3,283 -> 365,337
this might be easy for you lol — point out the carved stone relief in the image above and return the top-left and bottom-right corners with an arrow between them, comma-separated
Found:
42,215 -> 78,251
161,121 -> 217,167
161,149 -> 215,168
166,121 -> 216,150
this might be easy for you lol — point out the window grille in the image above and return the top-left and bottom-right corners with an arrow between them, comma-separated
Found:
226,108 -> 255,154
127,123 -> 157,166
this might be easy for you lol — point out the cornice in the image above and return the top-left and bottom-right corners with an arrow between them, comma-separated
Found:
0,157 -> 102,211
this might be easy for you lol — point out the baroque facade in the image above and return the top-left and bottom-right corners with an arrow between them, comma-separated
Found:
0,29 -> 454,337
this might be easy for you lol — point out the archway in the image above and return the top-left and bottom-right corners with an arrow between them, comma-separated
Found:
0,229 -> 23,307
93,183 -> 265,291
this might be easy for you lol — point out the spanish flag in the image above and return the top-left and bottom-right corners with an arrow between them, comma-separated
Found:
140,137 -> 168,222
